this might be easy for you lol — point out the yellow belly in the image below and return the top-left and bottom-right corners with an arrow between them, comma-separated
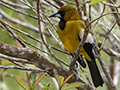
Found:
60,32 -> 79,53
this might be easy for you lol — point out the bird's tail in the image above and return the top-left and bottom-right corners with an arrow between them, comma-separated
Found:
86,58 -> 104,87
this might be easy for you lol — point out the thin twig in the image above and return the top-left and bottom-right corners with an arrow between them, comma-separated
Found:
109,47 -> 115,80
61,0 -> 76,5
0,1 -> 37,19
0,20 -> 50,55
74,0 -> 83,20
0,8 -> 39,32
36,0 -> 64,69
70,16 -> 90,69
70,0 -> 90,69
91,12 -> 120,24
0,21 -> 27,47
97,40 -> 120,61
93,4 -> 106,29
20,0 -> 58,22
113,62 -> 120,86
99,22 -> 120,43
97,54 -> 116,90
52,0 -> 65,7
89,5 -> 91,29
102,1 -> 120,8
0,53 -> 32,64
99,21 -> 117,51
0,18 -> 70,66
18,36 -> 50,55
0,65 -> 46,72
1,0 -> 30,9
108,0 -> 120,27
44,0 -> 59,9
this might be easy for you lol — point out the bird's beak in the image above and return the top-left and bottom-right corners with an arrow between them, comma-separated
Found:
49,12 -> 61,18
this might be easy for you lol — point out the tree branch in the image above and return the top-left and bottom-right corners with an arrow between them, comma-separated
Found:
97,40 -> 120,61
0,41 -> 94,90
97,54 -> 116,90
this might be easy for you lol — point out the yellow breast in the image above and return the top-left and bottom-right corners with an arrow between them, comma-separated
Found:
57,21 -> 80,53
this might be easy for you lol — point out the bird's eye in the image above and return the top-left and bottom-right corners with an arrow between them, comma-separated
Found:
61,10 -> 65,15
62,10 -> 65,14
59,10 -> 65,18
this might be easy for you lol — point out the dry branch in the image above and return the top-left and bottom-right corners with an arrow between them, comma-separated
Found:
1,0 -> 30,9
0,41 -> 94,90
97,40 -> 120,61
0,8 -> 39,32
108,0 -> 120,27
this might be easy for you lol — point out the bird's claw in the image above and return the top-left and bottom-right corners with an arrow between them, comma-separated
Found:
71,50 -> 77,57
69,50 -> 78,70
69,57 -> 78,70
69,57 -> 74,70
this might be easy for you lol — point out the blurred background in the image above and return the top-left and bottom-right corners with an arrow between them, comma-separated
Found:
0,0 -> 120,90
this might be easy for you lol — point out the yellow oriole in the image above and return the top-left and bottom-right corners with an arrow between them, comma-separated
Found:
49,5 -> 104,87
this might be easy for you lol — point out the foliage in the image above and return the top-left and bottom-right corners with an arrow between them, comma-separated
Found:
14,72 -> 47,90
89,0 -> 106,5
55,74 -> 85,90
14,72 -> 84,90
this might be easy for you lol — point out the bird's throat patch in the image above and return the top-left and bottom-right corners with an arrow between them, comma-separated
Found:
59,20 -> 66,30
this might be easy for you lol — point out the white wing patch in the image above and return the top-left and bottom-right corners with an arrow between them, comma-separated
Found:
80,29 -> 94,44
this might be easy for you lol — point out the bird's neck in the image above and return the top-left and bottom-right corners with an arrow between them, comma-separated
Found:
59,19 -> 66,30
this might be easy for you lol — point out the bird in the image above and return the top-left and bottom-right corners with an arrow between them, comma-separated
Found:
49,5 -> 104,87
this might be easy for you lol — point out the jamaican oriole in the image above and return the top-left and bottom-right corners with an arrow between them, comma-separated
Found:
49,5 -> 104,87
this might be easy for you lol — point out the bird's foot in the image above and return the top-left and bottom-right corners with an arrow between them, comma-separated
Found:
69,57 -> 78,70
69,57 -> 73,70
71,50 -> 77,57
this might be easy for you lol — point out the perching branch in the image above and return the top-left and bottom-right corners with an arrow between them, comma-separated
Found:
0,41 -> 95,90
0,65 -> 45,72
70,5 -> 90,70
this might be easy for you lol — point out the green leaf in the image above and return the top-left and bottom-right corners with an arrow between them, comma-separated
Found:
55,76 -> 64,89
64,82 -> 85,90
26,72 -> 32,90
41,87 -> 49,90
89,0 -> 106,5
61,74 -> 74,88
33,72 -> 47,89
30,71 -> 37,85
14,75 -> 28,90
41,81 -> 54,90
53,69 -> 59,77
